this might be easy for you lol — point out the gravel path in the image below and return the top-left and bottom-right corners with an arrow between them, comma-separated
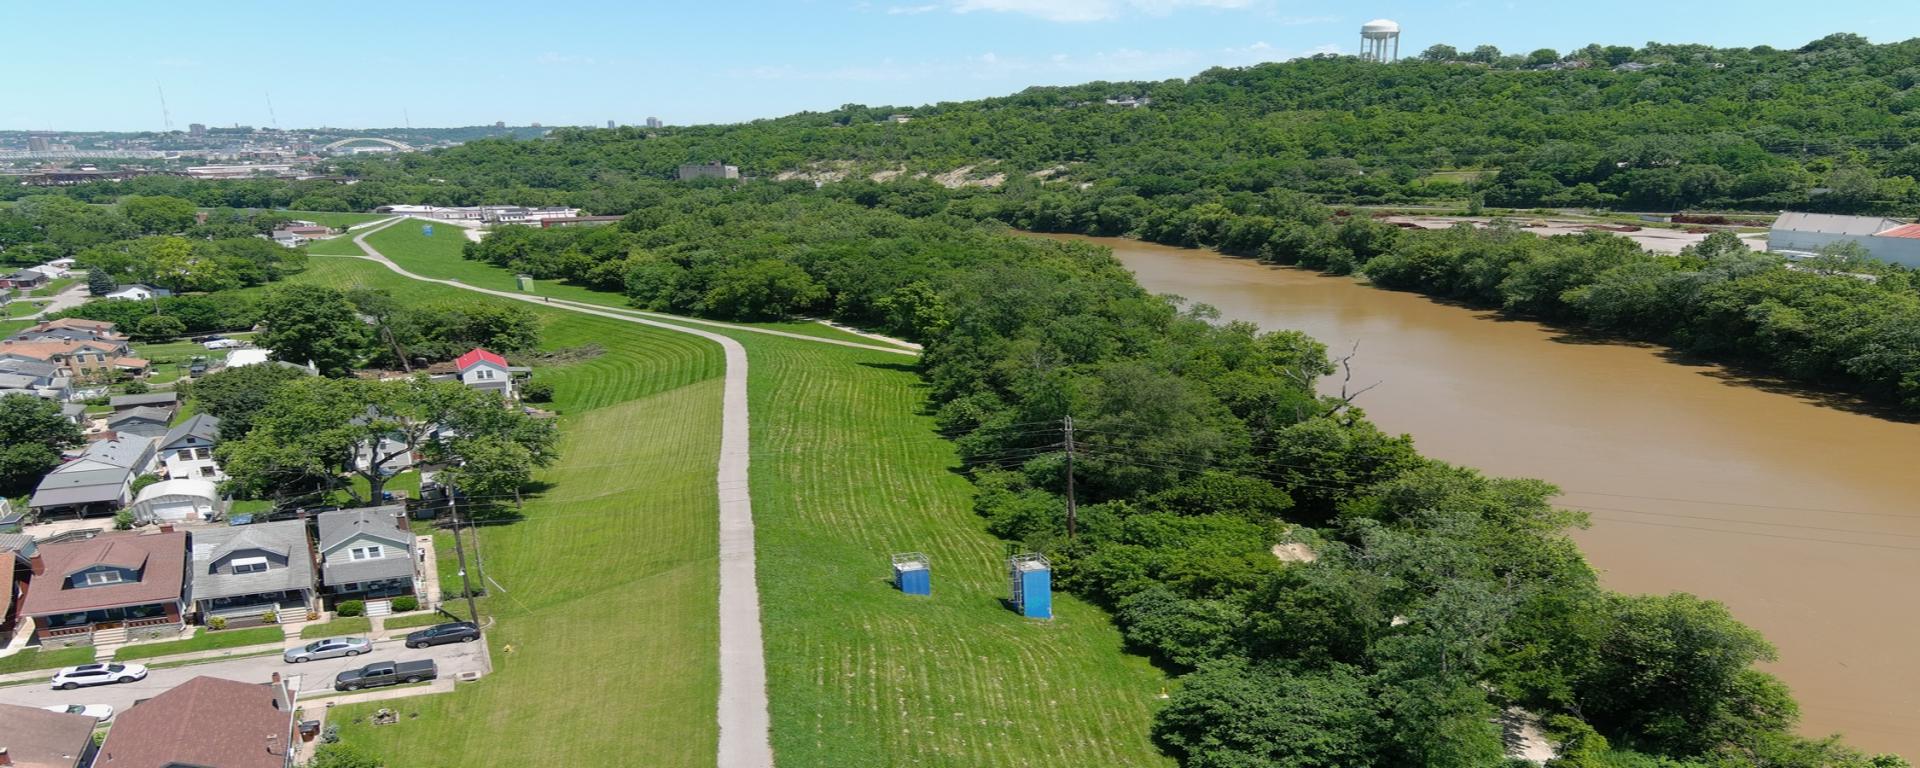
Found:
345,220 -> 775,768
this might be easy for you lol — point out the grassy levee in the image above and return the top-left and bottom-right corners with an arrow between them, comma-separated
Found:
303,243 -> 1170,766
736,331 -> 1171,768
297,256 -> 726,768
341,219 -> 890,345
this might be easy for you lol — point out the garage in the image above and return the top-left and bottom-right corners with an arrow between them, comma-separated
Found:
131,479 -> 224,524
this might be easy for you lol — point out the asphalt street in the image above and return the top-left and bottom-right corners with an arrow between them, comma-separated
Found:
0,637 -> 484,715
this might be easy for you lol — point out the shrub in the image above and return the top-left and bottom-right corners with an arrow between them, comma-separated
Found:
123,380 -> 151,395
112,509 -> 135,530
129,473 -> 161,494
207,616 -> 228,631
335,600 -> 365,617
520,379 -> 554,403
261,609 -> 278,623
392,595 -> 420,612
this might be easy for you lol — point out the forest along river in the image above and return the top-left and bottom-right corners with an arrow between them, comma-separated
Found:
1036,233 -> 1920,757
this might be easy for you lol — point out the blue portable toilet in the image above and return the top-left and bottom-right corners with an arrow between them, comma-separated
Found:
422,224 -> 434,237
892,552 -> 931,596
1009,553 -> 1052,619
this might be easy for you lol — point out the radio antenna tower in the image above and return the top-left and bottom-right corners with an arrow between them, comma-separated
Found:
156,83 -> 173,129
265,91 -> 279,129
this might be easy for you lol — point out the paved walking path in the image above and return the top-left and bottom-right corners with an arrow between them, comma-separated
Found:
344,219 -> 776,768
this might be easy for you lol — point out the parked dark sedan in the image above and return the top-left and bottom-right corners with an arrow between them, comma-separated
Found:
405,621 -> 481,649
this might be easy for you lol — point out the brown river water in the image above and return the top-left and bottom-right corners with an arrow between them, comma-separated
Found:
1037,233 -> 1920,756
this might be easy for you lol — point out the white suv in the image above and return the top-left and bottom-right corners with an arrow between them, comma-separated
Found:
49,663 -> 147,690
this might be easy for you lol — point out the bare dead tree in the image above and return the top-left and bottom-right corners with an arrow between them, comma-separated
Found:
1317,341 -> 1382,421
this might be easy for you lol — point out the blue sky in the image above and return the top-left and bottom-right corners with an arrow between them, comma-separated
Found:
2,0 -> 1914,131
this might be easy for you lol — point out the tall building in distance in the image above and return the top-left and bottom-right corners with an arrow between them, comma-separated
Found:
1361,19 -> 1401,62
188,122 -> 206,137
607,119 -> 616,129
26,136 -> 51,152
645,116 -> 663,129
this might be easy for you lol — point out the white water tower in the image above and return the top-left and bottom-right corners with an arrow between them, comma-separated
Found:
1361,19 -> 1401,62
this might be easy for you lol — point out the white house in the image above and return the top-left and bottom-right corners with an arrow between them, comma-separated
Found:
455,347 -> 515,399
104,284 -> 172,301
25,263 -> 68,280
317,506 -> 417,601
158,413 -> 223,481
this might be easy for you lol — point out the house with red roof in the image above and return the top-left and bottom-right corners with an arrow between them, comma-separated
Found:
454,347 -> 523,400
19,529 -> 188,647
95,675 -> 298,768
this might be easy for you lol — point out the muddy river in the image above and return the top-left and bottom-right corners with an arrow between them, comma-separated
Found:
1041,233 -> 1920,756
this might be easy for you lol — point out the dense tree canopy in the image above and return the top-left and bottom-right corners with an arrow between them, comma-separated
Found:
0,394 -> 84,496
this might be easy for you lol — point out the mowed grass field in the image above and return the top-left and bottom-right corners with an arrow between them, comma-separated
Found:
738,332 -> 1171,768
295,257 -> 726,768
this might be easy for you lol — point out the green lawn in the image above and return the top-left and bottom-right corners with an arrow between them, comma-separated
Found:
114,626 -> 285,661
4,300 -> 42,318
382,611 -> 455,630
29,277 -> 75,297
309,257 -> 726,768
0,319 -> 29,337
0,646 -> 95,675
302,616 -> 373,639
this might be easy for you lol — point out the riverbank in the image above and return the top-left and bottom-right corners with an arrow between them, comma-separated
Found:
1044,232 -> 1920,757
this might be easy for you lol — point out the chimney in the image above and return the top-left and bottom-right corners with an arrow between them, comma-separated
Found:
271,671 -> 281,685
27,554 -> 43,576
0,746 -> 12,766
158,524 -> 174,533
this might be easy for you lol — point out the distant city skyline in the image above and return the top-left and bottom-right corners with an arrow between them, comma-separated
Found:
2,0 -> 1915,131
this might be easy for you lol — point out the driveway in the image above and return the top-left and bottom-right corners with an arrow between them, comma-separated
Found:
0,637 -> 485,713
22,278 -> 90,319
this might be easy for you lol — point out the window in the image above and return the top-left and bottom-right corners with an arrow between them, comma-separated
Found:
200,466 -> 215,477
84,570 -> 124,586
350,545 -> 384,561
231,557 -> 269,574
177,449 -> 195,461
195,447 -> 212,459
473,368 -> 494,380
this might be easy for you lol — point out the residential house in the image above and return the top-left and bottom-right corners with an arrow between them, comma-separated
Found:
130,479 -> 223,524
19,529 -> 189,645
0,269 -> 49,290
29,436 -> 158,518
95,675 -> 298,768
104,283 -> 172,301
0,532 -> 35,634
159,412 -> 223,481
14,318 -> 123,343
0,701 -> 98,768
0,357 -> 69,400
269,229 -> 309,247
0,338 -> 146,381
107,406 -> 173,438
109,391 -> 178,412
316,506 -> 416,603
455,347 -> 518,399
25,263 -> 69,280
190,520 -> 315,623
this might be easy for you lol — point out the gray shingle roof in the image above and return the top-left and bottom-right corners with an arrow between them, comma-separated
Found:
324,556 -> 413,586
1771,211 -> 1907,237
191,521 -> 316,602
161,413 -> 220,449
72,436 -> 154,469
111,392 -> 180,409
109,406 -> 172,427
29,468 -> 130,508
316,506 -> 410,551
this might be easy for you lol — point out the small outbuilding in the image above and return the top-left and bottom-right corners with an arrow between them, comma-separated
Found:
131,479 -> 224,524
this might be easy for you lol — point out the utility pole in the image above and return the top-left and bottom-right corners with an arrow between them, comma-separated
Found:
1063,415 -> 1077,541
446,477 -> 480,624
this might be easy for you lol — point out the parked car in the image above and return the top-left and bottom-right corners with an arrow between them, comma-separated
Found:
49,663 -> 147,690
405,622 -> 480,649
41,703 -> 113,721
284,636 -> 372,663
334,659 -> 436,692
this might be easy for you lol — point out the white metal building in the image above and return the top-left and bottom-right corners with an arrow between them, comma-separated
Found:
1769,212 -> 1920,268
131,479 -> 223,524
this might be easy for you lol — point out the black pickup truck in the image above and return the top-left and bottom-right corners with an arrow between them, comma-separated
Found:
334,659 -> 438,692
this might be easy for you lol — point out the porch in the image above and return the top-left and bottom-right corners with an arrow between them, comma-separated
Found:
198,589 -> 312,627
35,602 -> 184,647
323,577 -> 413,607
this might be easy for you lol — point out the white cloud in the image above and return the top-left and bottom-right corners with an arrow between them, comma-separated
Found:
885,3 -> 940,13
949,0 -> 1255,22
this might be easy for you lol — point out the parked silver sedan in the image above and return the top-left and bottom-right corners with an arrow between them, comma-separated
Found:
283,637 -> 372,663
